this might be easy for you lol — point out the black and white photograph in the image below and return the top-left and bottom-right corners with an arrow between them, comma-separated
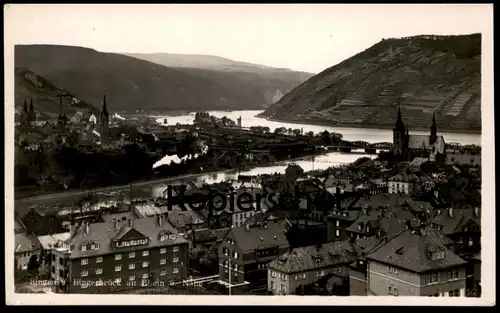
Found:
4,3 -> 494,306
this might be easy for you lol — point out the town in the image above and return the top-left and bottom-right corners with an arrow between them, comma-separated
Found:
14,100 -> 482,297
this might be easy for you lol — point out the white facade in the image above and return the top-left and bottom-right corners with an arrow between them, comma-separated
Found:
388,181 -> 412,195
231,210 -> 257,227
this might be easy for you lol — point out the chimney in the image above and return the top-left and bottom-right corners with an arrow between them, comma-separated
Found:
245,224 -> 250,232
448,207 -> 454,219
157,214 -> 163,226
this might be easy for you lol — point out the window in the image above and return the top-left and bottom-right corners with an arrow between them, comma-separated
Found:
429,272 -> 438,284
128,252 -> 135,259
81,246 -> 87,252
336,230 -> 340,237
468,238 -> 473,246
129,275 -> 135,281
233,251 -> 239,259
452,269 -> 459,279
129,263 -> 135,270
160,235 -> 167,241
81,270 -> 88,277
388,285 -> 392,294
281,284 -> 287,294
317,270 -> 324,277
96,256 -> 103,263
173,246 -> 179,252
142,261 -> 149,268
295,273 -> 306,280
142,273 -> 149,279
160,270 -> 166,276
270,281 -> 275,290
160,258 -> 166,265
115,265 -> 122,272
173,257 -> 179,263
271,271 -> 277,278
393,288 -> 399,296
223,248 -> 229,256
115,254 -> 122,261
81,258 -> 88,265
160,248 -> 167,254
388,266 -> 398,274
95,268 -> 103,275
142,250 -> 149,257
115,277 -> 122,284
173,268 -> 179,274
336,220 -> 340,227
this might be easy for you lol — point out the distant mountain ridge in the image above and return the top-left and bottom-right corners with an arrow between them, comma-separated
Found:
15,45 -> 313,113
259,33 -> 481,133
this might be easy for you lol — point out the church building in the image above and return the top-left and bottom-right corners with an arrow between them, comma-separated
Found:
393,107 -> 445,162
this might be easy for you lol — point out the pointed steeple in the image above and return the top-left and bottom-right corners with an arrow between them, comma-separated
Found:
59,95 -> 63,116
29,98 -> 34,112
101,95 -> 109,117
23,99 -> 28,113
430,112 -> 437,144
394,103 -> 405,131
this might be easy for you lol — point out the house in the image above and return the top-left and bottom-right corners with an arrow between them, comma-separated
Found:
21,208 -> 67,236
36,231 -> 72,289
366,228 -> 467,296
166,210 -> 206,233
218,223 -> 289,288
54,215 -> 189,293
15,233 -> 43,279
267,237 -> 382,295
285,219 -> 327,249
326,209 -> 361,242
388,171 -> 421,195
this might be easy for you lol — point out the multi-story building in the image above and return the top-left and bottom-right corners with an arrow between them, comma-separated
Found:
267,237 -> 382,295
218,223 -> 289,288
14,232 -> 42,279
366,228 -> 467,296
54,214 -> 188,293
388,171 -> 421,195
326,209 -> 361,242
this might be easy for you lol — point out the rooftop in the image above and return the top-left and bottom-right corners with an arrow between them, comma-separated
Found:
367,228 -> 466,273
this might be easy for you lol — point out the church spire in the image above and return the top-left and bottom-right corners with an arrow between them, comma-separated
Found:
430,112 -> 437,144
101,95 -> 108,116
23,99 -> 28,113
394,103 -> 405,131
29,98 -> 34,112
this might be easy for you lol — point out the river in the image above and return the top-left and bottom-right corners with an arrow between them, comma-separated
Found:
153,110 -> 481,146
16,110 -> 480,213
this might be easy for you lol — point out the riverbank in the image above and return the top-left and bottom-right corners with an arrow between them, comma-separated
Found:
258,115 -> 482,135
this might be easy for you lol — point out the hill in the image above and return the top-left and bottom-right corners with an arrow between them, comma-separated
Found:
14,67 -> 98,120
259,34 -> 481,133
15,45 -> 313,113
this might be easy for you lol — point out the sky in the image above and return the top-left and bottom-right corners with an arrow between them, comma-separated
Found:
4,4 -> 493,73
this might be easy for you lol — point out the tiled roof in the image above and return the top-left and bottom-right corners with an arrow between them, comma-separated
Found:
66,216 -> 188,259
15,233 -> 42,254
367,229 -> 466,273
37,232 -> 71,250
231,223 -> 289,252
388,171 -> 420,183
268,237 -> 382,274
430,208 -> 480,235
166,211 -> 205,228
14,219 -> 27,234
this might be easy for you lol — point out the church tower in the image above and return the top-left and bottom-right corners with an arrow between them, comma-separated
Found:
28,98 -> 36,123
100,95 -> 110,145
429,112 -> 437,145
393,106 -> 406,156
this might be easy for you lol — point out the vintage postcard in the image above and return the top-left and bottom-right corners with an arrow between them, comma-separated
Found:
4,3 -> 495,306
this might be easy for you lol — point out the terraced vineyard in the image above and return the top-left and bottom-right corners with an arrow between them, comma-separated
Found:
260,34 -> 481,133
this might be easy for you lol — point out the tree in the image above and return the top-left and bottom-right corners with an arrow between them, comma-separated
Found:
306,131 -> 314,137
27,255 -> 40,278
262,126 -> 270,133
274,127 -> 287,135
292,129 -> 301,137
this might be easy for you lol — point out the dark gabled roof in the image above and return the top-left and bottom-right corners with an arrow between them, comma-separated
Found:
430,207 -> 480,235
67,216 -> 188,259
15,233 -> 42,253
367,229 -> 466,273
268,237 -> 382,274
231,223 -> 289,252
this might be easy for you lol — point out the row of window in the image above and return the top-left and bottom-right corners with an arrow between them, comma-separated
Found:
222,260 -> 239,271
428,269 -> 459,284
222,248 -> 239,259
269,281 -> 287,294
427,289 -> 460,297
81,267 -> 180,278
80,247 -> 179,265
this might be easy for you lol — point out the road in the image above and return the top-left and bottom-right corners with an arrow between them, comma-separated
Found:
14,169 -> 235,211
